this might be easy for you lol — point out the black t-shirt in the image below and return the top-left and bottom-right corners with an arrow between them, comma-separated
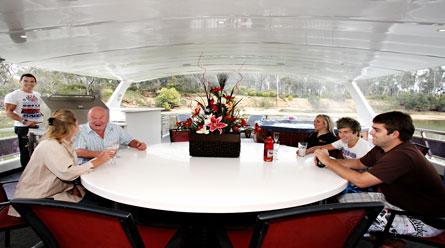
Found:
305,131 -> 337,148
361,142 -> 445,216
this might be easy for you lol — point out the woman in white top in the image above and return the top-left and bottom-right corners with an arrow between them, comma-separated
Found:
9,109 -> 115,216
306,117 -> 371,158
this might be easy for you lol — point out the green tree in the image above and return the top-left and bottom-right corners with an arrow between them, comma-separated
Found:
155,87 -> 181,110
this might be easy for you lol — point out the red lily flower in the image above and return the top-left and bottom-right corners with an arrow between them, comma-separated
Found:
241,118 -> 247,126
209,99 -> 219,112
224,115 -> 236,122
206,115 -> 228,134
232,126 -> 240,132
184,118 -> 192,127
223,95 -> 234,100
192,106 -> 201,117
211,87 -> 223,93
211,105 -> 219,112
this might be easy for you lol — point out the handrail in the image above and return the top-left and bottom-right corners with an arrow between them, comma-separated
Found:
413,128 -> 445,159
0,134 -> 18,159
0,128 -> 15,141
415,128 -> 445,136
47,93 -> 96,99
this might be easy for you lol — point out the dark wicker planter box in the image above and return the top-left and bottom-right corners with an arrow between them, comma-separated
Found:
169,129 -> 190,142
189,132 -> 241,157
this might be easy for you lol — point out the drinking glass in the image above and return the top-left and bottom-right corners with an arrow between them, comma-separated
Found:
273,132 -> 280,144
274,141 -> 280,160
297,142 -> 308,157
273,132 -> 280,160
105,143 -> 119,164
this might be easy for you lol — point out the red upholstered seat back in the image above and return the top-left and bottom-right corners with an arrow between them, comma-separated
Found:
32,205 -> 133,248
0,205 -> 25,230
170,129 -> 190,142
421,231 -> 445,246
227,227 -> 254,248
137,225 -> 177,248
260,210 -> 366,248
224,202 -> 383,248
0,182 -> 25,230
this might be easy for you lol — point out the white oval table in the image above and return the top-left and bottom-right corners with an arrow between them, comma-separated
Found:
81,140 -> 347,213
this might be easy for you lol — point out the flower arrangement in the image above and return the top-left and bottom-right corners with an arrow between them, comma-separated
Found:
178,73 -> 247,134
176,118 -> 192,130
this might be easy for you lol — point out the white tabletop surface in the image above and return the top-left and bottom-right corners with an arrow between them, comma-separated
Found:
81,140 -> 347,213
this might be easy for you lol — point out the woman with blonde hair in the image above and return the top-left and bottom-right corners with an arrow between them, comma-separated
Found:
305,114 -> 337,149
9,109 -> 114,216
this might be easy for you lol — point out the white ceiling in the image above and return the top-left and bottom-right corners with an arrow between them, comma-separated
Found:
1,0 -> 445,83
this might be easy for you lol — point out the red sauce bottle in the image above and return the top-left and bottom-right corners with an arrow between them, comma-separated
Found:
264,136 -> 274,162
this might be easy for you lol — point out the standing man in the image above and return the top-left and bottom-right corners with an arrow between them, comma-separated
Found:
314,111 -> 445,238
75,106 -> 147,163
4,73 -> 43,169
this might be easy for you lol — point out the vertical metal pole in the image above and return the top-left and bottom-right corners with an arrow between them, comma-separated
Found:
347,80 -> 376,132
106,80 -> 133,109
276,74 -> 279,106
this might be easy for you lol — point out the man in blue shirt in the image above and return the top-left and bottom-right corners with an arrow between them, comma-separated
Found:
75,106 -> 147,163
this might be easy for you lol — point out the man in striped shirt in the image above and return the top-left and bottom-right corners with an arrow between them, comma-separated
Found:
74,106 -> 147,164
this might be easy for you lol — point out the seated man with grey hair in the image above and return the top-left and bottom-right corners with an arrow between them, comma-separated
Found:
75,106 -> 147,164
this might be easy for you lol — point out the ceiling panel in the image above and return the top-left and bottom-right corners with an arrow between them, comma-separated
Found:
1,0 -> 445,83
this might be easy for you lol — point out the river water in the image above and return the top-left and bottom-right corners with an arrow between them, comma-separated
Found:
414,120 -> 445,132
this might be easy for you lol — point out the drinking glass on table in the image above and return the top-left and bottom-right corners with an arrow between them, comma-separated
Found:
273,132 -> 280,144
297,142 -> 308,157
105,143 -> 119,164
273,132 -> 280,160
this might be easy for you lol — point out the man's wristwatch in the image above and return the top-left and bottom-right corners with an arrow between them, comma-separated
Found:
21,119 -> 27,124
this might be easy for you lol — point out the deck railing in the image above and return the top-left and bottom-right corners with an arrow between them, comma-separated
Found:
413,128 -> 445,159
0,128 -> 19,160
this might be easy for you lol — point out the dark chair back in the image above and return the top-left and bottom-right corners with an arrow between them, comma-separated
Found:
250,202 -> 383,248
413,142 -> 430,156
11,198 -> 145,248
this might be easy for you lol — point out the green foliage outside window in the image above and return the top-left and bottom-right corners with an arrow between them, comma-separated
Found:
155,87 -> 181,110
398,93 -> 445,111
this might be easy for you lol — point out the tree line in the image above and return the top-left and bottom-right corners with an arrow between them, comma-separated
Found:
1,62 -> 444,112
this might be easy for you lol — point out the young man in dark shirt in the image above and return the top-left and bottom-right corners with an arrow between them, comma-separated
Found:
314,111 -> 445,238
